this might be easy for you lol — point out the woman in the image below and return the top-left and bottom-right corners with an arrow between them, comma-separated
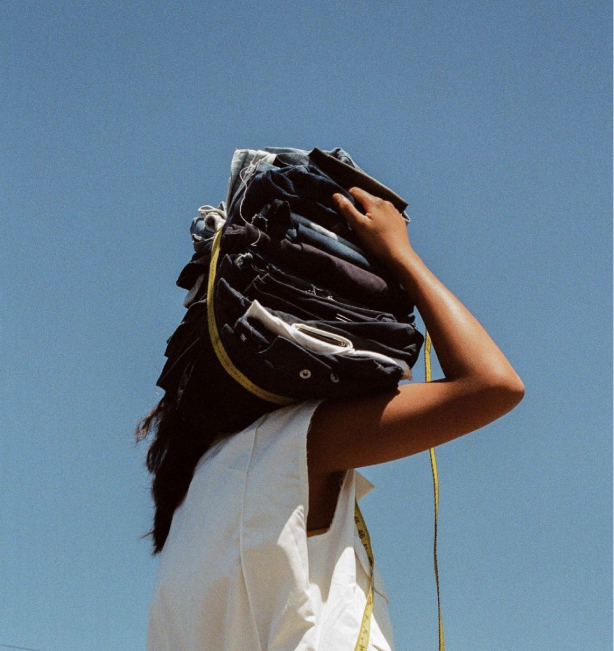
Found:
141,187 -> 524,651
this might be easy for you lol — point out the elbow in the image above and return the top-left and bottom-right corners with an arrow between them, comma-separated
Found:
502,375 -> 525,411
483,369 -> 525,413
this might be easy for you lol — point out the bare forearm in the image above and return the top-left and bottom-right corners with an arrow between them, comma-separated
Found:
387,246 -> 522,390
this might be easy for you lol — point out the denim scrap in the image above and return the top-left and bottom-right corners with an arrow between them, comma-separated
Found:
213,278 -> 404,399
238,163 -> 355,237
218,252 -> 397,322
243,299 -> 411,379
156,146 -> 424,432
221,223 -> 413,318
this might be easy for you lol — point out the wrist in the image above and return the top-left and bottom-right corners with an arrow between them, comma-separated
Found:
385,244 -> 420,273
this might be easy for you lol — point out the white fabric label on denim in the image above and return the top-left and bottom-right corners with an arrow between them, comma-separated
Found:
245,299 -> 411,379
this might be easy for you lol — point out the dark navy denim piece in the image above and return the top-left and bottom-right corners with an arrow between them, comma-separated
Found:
219,252 -> 397,321
221,223 -> 414,318
235,297 -> 421,369
157,299 -> 208,393
245,275 -> 396,324
220,274 -> 421,368
262,147 -> 410,218
264,146 -> 361,169
158,296 -> 408,435
308,148 -> 409,218
292,222 -> 375,272
214,278 -> 404,397
230,317 -> 403,396
238,163 -> 355,237
215,253 -> 421,366
227,159 -> 280,218
163,257 -> 416,429
155,295 -> 335,433
154,292 -> 269,433
224,147 -> 356,216
228,149 -> 408,246
254,198 -> 377,273
176,253 -> 211,291
170,321 -> 278,432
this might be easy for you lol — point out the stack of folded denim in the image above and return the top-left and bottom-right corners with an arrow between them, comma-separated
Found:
157,147 -> 424,432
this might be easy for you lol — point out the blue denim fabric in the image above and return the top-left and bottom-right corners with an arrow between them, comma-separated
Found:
308,147 -> 409,218
221,223 -> 414,318
254,199 -> 376,272
225,148 -> 366,240
238,163 -> 354,237
214,278 -> 404,396
261,146 -> 409,218
227,146 -> 409,228
238,292 -> 421,368
226,150 -> 278,215
156,145 -> 423,433
245,273 -> 396,324
215,253 -> 422,368
158,267 -> 406,433
219,251 -> 389,317
293,223 -> 375,272
290,211 -> 364,254
160,311 -> 276,431
218,250 -> 393,320
263,146 -> 362,169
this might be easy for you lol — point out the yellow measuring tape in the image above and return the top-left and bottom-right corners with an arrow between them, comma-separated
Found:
425,331 -> 445,651
352,334 -> 445,651
354,501 -> 375,651
207,229 -> 295,406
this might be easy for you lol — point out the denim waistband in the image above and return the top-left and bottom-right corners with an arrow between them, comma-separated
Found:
246,273 -> 397,324
243,299 -> 411,379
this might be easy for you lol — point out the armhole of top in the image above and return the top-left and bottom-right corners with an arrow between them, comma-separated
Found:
305,400 -> 348,537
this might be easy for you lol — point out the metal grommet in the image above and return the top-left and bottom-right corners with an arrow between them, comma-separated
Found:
299,369 -> 312,379
330,373 -> 340,383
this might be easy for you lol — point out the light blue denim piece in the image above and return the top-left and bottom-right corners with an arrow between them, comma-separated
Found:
290,211 -> 364,254
225,147 -> 363,218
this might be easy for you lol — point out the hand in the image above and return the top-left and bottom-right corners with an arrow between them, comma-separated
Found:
333,187 -> 413,265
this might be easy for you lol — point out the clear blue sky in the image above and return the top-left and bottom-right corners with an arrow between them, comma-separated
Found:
1,1 -> 611,650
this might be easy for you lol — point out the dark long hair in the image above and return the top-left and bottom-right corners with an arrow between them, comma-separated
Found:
136,398 -> 229,554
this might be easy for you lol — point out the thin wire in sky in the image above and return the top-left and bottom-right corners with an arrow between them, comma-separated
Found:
0,644 -> 47,651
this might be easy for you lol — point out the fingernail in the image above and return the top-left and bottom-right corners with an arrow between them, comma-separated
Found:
333,193 -> 346,203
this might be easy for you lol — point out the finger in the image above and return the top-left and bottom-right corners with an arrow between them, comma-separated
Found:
348,186 -> 378,210
333,193 -> 366,223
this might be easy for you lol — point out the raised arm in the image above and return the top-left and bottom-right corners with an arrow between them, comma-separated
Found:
308,188 -> 524,480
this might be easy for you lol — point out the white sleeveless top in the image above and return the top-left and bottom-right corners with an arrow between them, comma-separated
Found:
147,401 -> 395,651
